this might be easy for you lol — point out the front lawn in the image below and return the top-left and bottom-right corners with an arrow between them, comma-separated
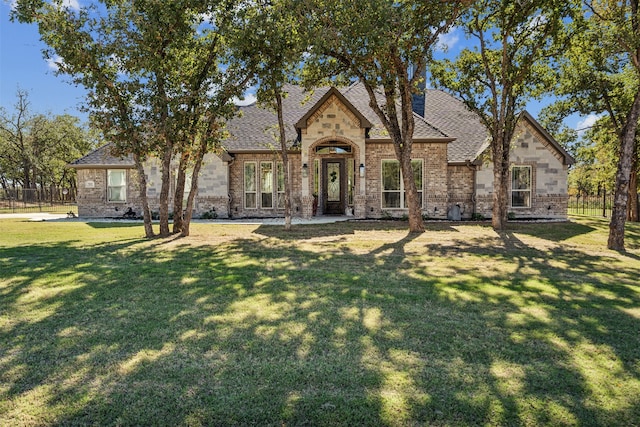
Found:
1,217 -> 639,426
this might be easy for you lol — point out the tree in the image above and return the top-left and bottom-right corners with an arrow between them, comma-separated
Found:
171,4 -> 254,237
231,0 -> 304,231
543,0 -> 640,250
13,0 -> 252,238
432,0 -> 578,231
0,89 -> 94,200
298,0 -> 468,232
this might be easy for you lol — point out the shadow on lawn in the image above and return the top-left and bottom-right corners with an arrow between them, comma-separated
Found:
1,221 -> 639,426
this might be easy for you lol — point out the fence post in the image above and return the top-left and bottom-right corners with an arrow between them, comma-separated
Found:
602,189 -> 606,218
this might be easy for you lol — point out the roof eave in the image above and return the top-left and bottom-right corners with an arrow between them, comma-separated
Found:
365,137 -> 455,144
295,87 -> 373,130
68,163 -> 135,169
520,111 -> 575,166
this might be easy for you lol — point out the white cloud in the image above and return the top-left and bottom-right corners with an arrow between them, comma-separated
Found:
233,93 -> 257,106
61,0 -> 81,11
46,54 -> 64,71
576,114 -> 601,136
436,27 -> 460,52
12,0 -> 81,11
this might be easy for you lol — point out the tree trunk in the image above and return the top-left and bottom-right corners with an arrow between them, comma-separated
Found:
181,139 -> 208,237
275,91 -> 292,231
628,147 -> 638,222
133,153 -> 155,238
173,151 -> 189,234
492,135 -> 510,231
158,145 -> 173,237
608,91 -> 640,250
400,151 -> 424,233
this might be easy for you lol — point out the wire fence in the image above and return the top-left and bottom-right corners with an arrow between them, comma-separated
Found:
0,188 -> 77,214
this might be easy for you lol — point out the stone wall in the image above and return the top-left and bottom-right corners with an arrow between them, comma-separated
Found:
446,164 -> 475,219
474,119 -> 570,219
76,152 -> 232,219
76,167 -> 141,218
364,142 -> 450,219
228,152 -> 302,218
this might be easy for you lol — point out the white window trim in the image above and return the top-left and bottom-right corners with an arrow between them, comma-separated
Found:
244,162 -> 257,209
244,160 -> 285,210
277,162 -> 285,209
260,161 -> 274,209
107,169 -> 127,203
381,159 -> 423,209
511,165 -> 532,209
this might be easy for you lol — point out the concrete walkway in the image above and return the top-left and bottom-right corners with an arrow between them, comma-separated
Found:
0,212 -> 352,225
0,212 -> 70,221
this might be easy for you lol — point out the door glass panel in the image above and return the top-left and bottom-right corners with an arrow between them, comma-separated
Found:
327,162 -> 340,202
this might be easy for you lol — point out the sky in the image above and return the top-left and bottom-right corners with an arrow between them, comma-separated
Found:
0,1 -> 590,133
1,2 -> 89,120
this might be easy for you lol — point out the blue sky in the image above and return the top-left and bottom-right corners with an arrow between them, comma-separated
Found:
0,1 -> 89,119
1,1 -> 591,133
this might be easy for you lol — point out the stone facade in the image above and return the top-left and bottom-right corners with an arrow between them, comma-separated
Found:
75,153 -> 232,219
72,88 -> 572,221
76,167 -> 140,218
446,164 -> 475,219
229,152 -> 303,218
474,118 -> 570,219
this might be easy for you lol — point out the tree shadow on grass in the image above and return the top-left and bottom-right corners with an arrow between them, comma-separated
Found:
254,219 -> 459,241
0,221 -> 639,426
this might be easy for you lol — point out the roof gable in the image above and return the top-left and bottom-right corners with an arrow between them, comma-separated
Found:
295,87 -> 372,130
519,111 -> 575,166
68,144 -> 134,168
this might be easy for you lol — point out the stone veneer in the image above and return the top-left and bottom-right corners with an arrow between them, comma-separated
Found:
76,167 -> 140,218
364,141 -> 449,219
228,152 -> 303,218
74,97 -> 571,221
76,152 -> 232,218
475,119 -> 570,219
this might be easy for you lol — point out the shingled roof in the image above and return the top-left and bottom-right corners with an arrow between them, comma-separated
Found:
71,85 -> 562,167
68,144 -> 134,168
224,82 -> 450,152
421,89 -> 489,163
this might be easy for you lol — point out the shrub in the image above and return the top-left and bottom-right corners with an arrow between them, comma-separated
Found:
200,209 -> 218,220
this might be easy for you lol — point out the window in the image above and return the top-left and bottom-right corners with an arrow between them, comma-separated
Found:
260,162 -> 273,208
107,170 -> 126,202
277,162 -> 285,208
244,162 -> 257,208
381,159 -> 423,209
511,165 -> 531,208
347,159 -> 354,206
316,145 -> 352,154
244,161 -> 285,209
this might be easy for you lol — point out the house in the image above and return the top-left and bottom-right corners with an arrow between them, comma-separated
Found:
69,83 -> 574,220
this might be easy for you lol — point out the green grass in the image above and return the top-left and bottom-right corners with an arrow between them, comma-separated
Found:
1,216 -> 639,426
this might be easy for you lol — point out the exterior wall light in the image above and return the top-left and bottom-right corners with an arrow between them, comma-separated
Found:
302,163 -> 308,178
359,163 -> 365,178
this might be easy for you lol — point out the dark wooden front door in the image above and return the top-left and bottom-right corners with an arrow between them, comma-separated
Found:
323,159 -> 345,215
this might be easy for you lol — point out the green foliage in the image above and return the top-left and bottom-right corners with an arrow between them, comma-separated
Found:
298,0 -> 468,232
0,89 -> 96,193
432,0 -> 580,229
200,208 -> 218,220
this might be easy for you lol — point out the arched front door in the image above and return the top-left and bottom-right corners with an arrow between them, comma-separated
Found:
323,159 -> 345,215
